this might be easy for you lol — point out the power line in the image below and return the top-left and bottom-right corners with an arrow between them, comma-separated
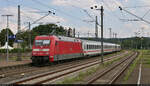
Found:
64,3 -> 95,21
22,11 -> 53,31
31,0 -> 91,24
83,9 -> 95,21
20,10 -> 34,21
124,5 -> 150,8
119,6 -> 150,24
142,9 -> 150,18
101,0 -> 122,22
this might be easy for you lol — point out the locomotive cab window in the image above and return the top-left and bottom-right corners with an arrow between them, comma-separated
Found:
43,40 -> 50,46
35,40 -> 50,46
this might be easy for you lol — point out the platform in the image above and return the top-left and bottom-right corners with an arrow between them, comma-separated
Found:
0,60 -> 32,69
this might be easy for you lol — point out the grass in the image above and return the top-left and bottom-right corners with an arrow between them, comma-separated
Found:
123,50 -> 150,83
141,50 -> 150,67
104,50 -> 132,66
56,50 -> 132,84
57,67 -> 100,84
123,50 -> 141,82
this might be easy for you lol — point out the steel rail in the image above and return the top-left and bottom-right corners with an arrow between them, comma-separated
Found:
9,51 -> 128,84
86,51 -> 138,84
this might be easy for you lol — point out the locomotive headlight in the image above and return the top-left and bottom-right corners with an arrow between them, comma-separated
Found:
33,49 -> 39,51
42,49 -> 49,51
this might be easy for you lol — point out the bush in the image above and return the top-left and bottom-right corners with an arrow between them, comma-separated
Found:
0,48 -> 32,53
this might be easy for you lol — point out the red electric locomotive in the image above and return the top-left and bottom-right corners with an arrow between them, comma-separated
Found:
31,35 -> 83,64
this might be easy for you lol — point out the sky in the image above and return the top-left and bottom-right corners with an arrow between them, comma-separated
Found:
0,0 -> 150,38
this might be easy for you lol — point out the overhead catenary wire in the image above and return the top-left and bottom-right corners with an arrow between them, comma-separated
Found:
83,9 -> 95,21
65,3 -> 95,21
119,6 -> 150,24
4,0 -> 97,31
31,0 -> 93,25
21,11 -> 52,31
20,10 -> 34,22
124,5 -> 150,8
142,9 -> 150,18
101,0 -> 123,22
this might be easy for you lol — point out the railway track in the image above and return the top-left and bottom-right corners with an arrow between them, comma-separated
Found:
6,51 -> 130,84
0,51 -> 127,83
85,51 -> 138,84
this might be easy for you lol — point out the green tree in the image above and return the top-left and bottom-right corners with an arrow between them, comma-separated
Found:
31,24 -> 67,42
15,23 -> 67,48
32,24 -> 66,35
0,28 -> 14,46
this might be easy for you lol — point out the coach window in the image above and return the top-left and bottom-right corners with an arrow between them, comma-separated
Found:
85,45 -> 86,49
90,45 -> 91,49
89,45 -> 91,49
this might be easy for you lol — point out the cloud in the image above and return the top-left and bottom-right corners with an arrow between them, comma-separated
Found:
52,0 -> 98,9
52,0 -> 124,12
0,6 -> 67,34
125,0 -> 128,2
141,24 -> 149,29
101,0 -> 123,11
142,0 -> 150,4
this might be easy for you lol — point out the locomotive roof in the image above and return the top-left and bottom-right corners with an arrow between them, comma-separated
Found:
57,36 -> 81,42
35,35 -> 81,42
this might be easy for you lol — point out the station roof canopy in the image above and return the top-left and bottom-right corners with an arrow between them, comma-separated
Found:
0,42 -> 13,50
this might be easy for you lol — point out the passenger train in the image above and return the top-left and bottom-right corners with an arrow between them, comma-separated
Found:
31,35 -> 121,64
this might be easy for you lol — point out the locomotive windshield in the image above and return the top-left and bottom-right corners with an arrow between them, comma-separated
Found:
35,40 -> 50,46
